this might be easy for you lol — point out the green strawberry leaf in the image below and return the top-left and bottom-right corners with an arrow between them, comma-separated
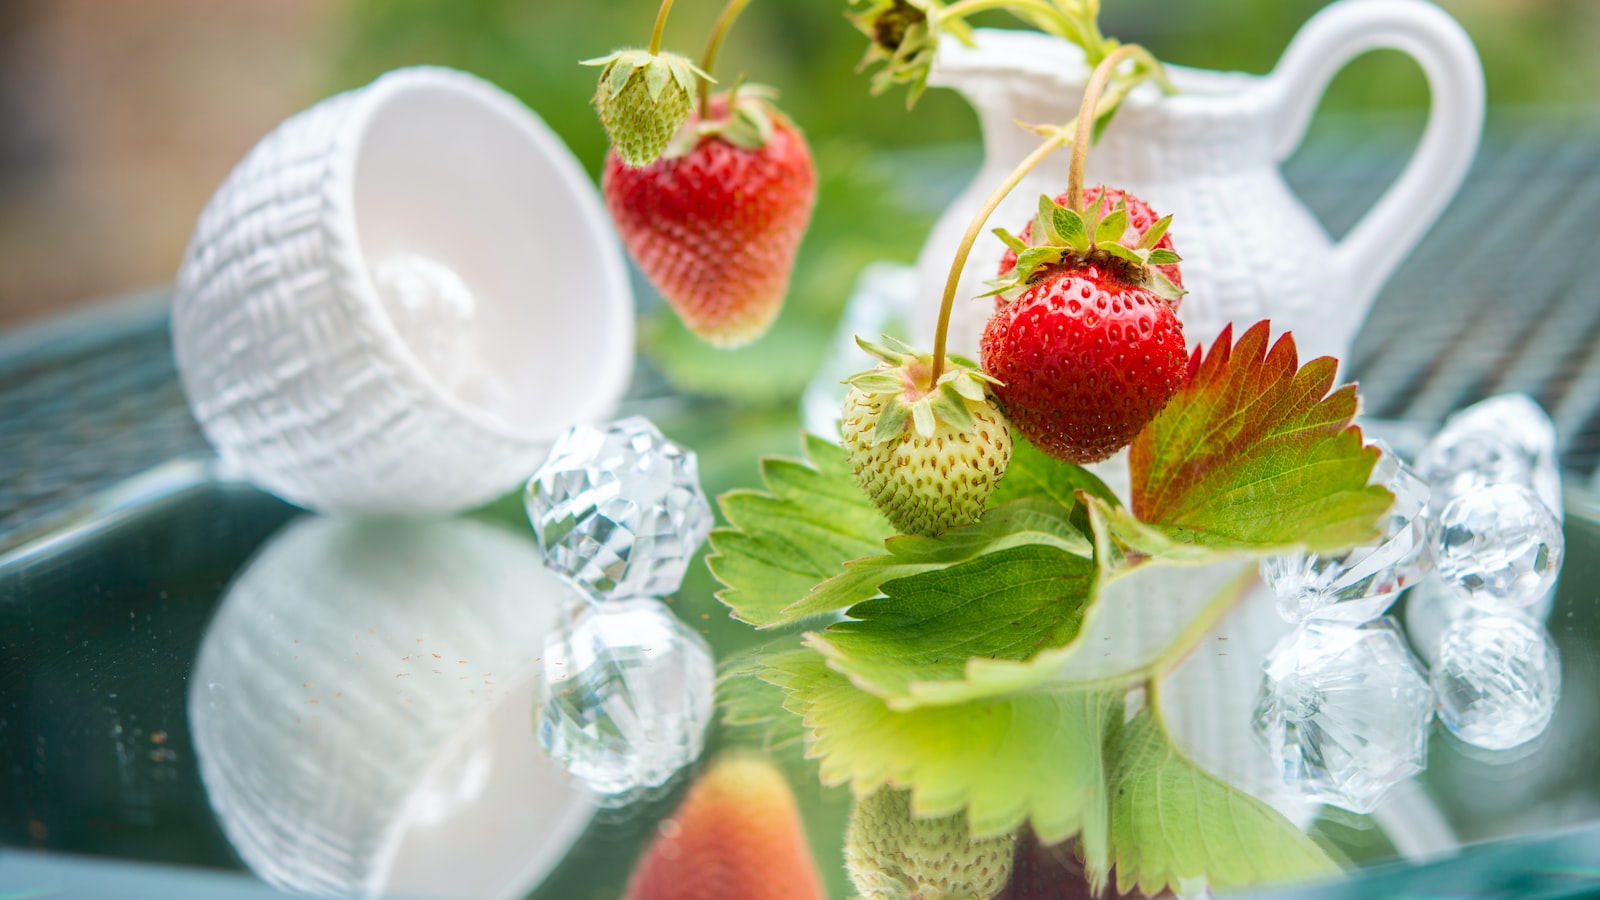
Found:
782,498 -> 1089,624
708,435 -> 895,627
992,434 -> 1119,509
765,651 -> 1338,896
806,535 -> 1097,708
1130,321 -> 1392,552
1107,702 -> 1339,895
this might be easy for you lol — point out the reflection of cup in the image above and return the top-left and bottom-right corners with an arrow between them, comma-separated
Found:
173,66 -> 634,515
188,516 -> 594,898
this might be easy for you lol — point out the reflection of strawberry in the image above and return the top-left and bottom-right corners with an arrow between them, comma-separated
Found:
846,787 -> 1015,900
624,754 -> 824,900
980,192 -> 1188,464
603,88 -> 817,348
998,187 -> 1183,304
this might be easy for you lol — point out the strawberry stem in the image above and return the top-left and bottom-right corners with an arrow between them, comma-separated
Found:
698,0 -> 755,116
942,0 -> 1077,39
1065,42 -> 1139,210
928,131 -> 1066,387
647,0 -> 677,55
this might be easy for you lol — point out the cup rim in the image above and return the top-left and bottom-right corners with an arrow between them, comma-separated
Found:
333,66 -> 634,446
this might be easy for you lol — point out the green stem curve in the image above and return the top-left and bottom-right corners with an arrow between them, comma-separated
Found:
698,0 -> 756,115
647,0 -> 676,55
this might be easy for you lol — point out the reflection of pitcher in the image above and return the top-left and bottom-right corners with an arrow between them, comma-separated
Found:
912,0 -> 1483,370
188,516 -> 593,899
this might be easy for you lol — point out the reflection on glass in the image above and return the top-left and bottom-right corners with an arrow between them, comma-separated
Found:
537,597 -> 714,805
187,516 -> 594,898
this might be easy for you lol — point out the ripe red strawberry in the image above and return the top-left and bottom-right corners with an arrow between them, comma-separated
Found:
998,186 -> 1183,303
980,192 -> 1188,464
604,88 -> 817,348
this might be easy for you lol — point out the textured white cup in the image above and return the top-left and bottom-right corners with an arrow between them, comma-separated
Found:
173,66 -> 634,514
189,516 -> 595,898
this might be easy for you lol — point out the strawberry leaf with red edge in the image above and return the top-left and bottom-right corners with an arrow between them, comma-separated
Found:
1130,321 -> 1391,552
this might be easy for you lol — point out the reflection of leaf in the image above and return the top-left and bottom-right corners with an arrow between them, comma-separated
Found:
1108,705 -> 1338,895
709,435 -> 894,628
765,651 -> 1114,869
766,651 -> 1337,897
1130,322 -> 1390,553
808,540 -> 1097,707
717,648 -> 811,754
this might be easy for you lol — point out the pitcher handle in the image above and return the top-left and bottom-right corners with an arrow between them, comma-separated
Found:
1267,0 -> 1484,306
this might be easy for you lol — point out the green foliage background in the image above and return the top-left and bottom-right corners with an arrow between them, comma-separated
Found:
329,0 -> 1600,180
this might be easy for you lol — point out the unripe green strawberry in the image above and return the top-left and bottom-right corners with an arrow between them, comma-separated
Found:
846,787 -> 1016,900
584,49 -> 707,168
840,338 -> 1011,537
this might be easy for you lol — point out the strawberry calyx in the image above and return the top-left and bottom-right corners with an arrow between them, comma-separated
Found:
848,0 -> 969,108
663,84 -> 783,157
845,336 -> 1002,446
984,192 -> 1185,306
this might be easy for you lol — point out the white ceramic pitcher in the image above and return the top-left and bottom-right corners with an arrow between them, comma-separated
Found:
911,0 -> 1483,369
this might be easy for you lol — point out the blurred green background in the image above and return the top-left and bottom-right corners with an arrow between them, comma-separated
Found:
331,0 -> 1600,175
2,0 -> 1598,326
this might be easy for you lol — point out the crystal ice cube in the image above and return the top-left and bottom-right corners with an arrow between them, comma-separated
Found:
1260,443 -> 1430,624
1433,612 -> 1560,751
526,417 -> 713,601
1252,618 -> 1434,813
537,597 -> 714,798
1418,394 -> 1562,520
1434,483 -> 1563,612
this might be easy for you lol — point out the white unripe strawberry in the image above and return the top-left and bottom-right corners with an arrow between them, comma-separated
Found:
840,338 -> 1011,537
583,49 -> 707,168
845,787 -> 1016,900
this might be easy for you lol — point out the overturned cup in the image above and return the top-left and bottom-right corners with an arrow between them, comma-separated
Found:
173,66 -> 634,514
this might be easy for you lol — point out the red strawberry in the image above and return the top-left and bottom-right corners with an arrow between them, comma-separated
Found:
603,88 -> 817,348
624,754 -> 825,900
980,192 -> 1188,464
998,186 -> 1183,304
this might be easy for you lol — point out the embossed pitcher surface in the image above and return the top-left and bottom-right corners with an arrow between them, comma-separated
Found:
912,0 -> 1484,370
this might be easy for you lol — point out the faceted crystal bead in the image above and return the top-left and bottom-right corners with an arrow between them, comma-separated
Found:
526,417 -> 713,600
1433,612 -> 1560,751
1260,443 -> 1430,624
1252,618 -> 1434,813
537,597 -> 714,798
1417,394 -> 1562,519
1434,483 -> 1563,612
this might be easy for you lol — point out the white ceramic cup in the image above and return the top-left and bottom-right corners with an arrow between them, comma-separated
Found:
173,66 -> 634,515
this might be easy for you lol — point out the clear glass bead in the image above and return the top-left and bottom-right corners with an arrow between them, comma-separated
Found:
1260,443 -> 1430,624
525,417 -> 713,601
1433,612 -> 1560,751
1417,394 -> 1561,519
1251,618 -> 1434,813
537,597 -> 714,799
1434,483 -> 1563,612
